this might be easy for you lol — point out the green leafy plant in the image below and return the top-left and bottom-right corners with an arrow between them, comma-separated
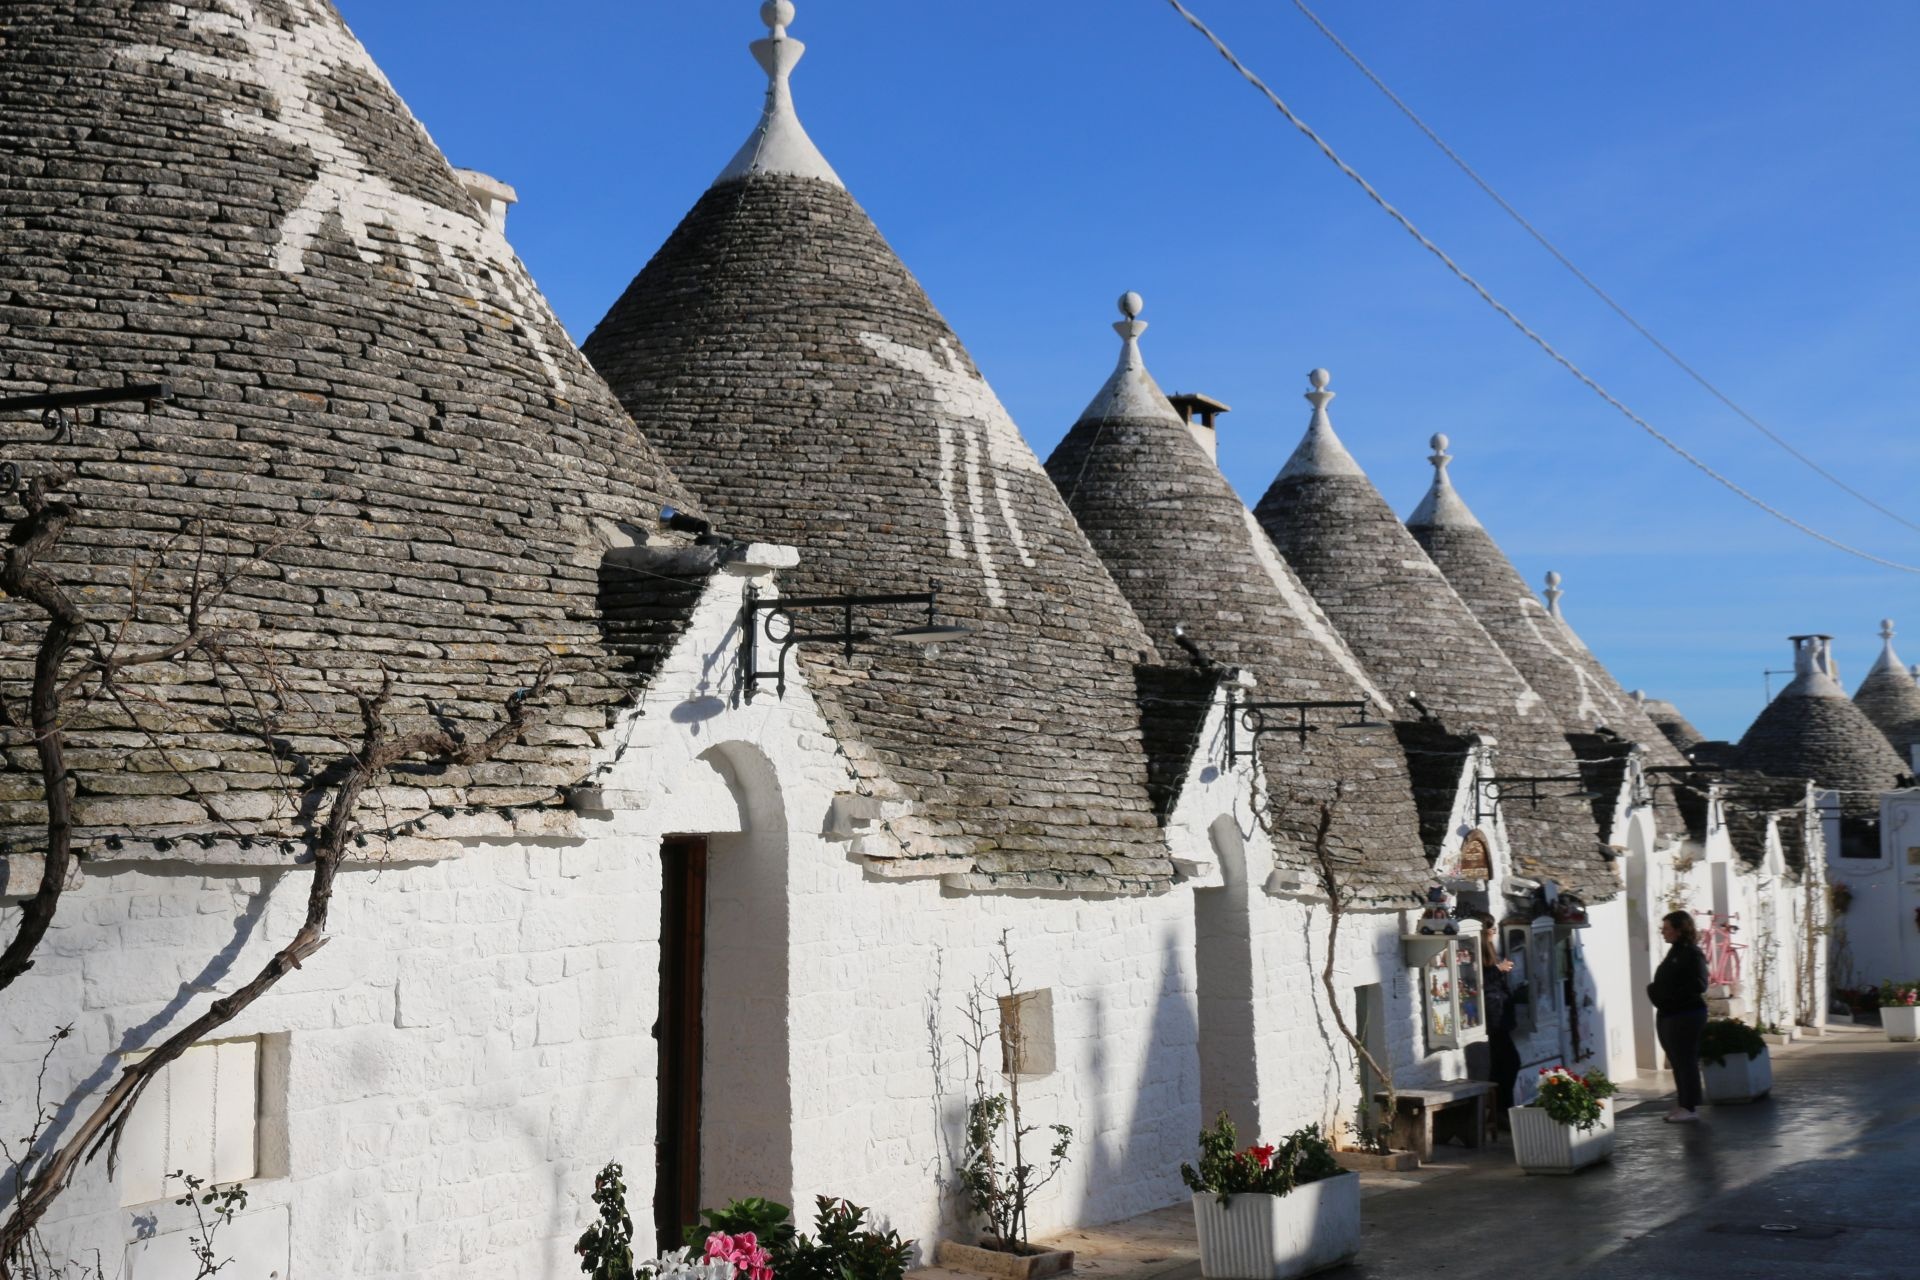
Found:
166,1172 -> 249,1279
576,1162 -> 637,1280
1529,1067 -> 1618,1131
680,1196 -> 913,1280
684,1198 -> 797,1255
1879,979 -> 1920,1009
783,1197 -> 913,1280
1699,1018 -> 1767,1067
953,933 -> 1073,1254
1179,1112 -> 1341,1205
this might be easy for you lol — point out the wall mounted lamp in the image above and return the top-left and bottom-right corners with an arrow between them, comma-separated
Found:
1223,691 -> 1377,764
0,382 -> 172,496
740,581 -> 970,700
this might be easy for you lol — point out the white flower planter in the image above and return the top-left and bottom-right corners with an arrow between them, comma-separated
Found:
1702,1047 -> 1772,1103
1191,1173 -> 1361,1280
1885,1004 -> 1920,1042
1508,1099 -> 1614,1174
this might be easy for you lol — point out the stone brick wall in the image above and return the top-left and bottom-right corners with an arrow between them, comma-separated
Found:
3,841 -> 660,1278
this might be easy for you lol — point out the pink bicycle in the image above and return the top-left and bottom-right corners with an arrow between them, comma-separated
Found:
1694,911 -> 1745,990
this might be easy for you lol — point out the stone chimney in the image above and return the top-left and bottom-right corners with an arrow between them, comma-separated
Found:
453,168 -> 518,235
1786,634 -> 1842,696
1167,392 -> 1230,463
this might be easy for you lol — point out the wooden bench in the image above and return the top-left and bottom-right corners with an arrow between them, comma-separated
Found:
1374,1083 -> 1499,1162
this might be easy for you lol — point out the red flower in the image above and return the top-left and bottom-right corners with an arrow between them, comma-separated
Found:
1246,1144 -> 1276,1169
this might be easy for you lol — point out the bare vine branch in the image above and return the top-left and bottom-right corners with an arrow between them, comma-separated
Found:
0,665 -> 552,1269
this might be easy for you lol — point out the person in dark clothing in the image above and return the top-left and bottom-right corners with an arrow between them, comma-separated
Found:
1468,914 -> 1520,1114
1648,910 -> 1711,1122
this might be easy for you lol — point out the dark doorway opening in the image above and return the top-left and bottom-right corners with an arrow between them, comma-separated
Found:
656,835 -> 708,1254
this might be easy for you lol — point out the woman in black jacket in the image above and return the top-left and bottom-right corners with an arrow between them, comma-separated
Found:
1648,910 -> 1711,1122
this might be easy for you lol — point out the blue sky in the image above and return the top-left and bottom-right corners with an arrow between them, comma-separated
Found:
337,0 -> 1919,742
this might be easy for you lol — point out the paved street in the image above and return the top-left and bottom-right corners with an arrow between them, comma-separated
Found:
1351,1024 -> 1920,1278
1022,1024 -> 1919,1280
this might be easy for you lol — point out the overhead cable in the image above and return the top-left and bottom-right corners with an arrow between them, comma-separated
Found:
1162,0 -> 1920,576
1286,0 -> 1920,540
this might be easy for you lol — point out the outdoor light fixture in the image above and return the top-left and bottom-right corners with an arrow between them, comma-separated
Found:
0,382 -> 172,495
739,581 -> 971,700
1472,773 -> 1599,825
1223,691 -> 1378,764
658,505 -> 712,537
657,504 -> 736,548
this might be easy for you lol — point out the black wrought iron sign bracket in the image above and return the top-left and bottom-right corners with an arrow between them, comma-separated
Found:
1224,692 -> 1376,764
0,382 -> 172,497
1473,773 -> 1590,825
738,581 -> 968,701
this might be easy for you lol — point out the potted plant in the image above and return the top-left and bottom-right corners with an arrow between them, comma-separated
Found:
1699,1019 -> 1771,1103
1180,1112 -> 1358,1280
937,935 -> 1076,1280
1509,1067 -> 1618,1175
1881,981 -> 1920,1042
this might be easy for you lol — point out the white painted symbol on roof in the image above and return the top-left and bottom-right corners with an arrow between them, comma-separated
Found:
119,0 -> 568,393
858,333 -> 1040,608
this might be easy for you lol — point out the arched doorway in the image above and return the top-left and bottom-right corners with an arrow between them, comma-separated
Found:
654,743 -> 793,1251
1193,816 -> 1259,1135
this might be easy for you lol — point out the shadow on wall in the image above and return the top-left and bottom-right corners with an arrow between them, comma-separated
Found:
699,740 -> 795,1210
0,870 -> 281,1208
1078,931 -> 1200,1228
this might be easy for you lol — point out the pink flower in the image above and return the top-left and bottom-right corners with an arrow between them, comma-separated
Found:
705,1232 -> 774,1280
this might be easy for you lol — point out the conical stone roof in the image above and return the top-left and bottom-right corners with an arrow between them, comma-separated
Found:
1638,695 -> 1705,754
1406,436 -> 1691,841
1736,635 -> 1911,820
1253,373 -> 1612,897
1044,298 -> 1428,903
1854,620 -> 1920,767
0,0 -> 694,853
582,8 -> 1168,891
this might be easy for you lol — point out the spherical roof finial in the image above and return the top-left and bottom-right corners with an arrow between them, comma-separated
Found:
762,0 -> 797,34
1430,432 -> 1449,452
1547,570 -> 1563,588
1119,291 -> 1144,320
1882,618 -> 1896,640
1308,368 -> 1331,391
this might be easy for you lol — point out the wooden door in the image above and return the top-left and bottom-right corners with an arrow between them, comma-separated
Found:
655,835 -> 708,1254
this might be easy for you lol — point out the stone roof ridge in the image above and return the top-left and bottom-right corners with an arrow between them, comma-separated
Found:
1406,433 -> 1481,529
716,1 -> 844,188
1075,292 -> 1183,427
1276,369 -> 1364,480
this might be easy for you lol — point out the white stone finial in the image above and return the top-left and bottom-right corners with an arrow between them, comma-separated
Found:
1304,368 -> 1335,419
1630,689 -> 1646,706
1870,618 -> 1908,676
1075,290 -> 1179,426
1407,428 -> 1480,529
716,0 -> 842,188
1277,367 -> 1363,479
1545,570 -> 1564,619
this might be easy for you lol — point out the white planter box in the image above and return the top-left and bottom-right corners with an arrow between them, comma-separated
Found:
1885,1005 -> 1920,1042
1191,1173 -> 1361,1280
1702,1047 -> 1772,1103
1508,1099 -> 1614,1174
